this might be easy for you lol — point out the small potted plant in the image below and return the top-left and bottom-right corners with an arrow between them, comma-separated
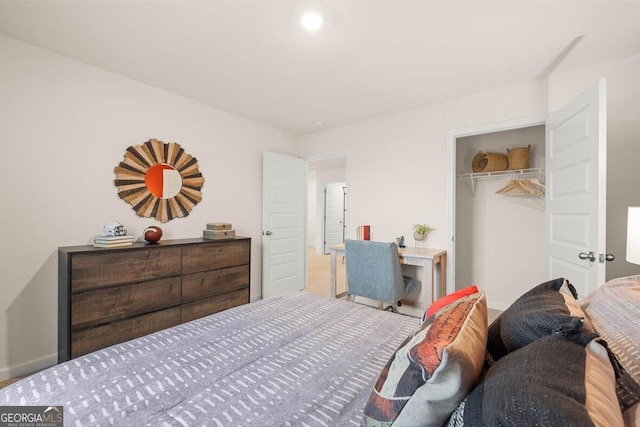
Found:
413,224 -> 435,241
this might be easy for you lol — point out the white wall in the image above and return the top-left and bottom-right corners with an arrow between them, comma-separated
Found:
456,179 -> 546,310
299,54 -> 640,309
0,35 -> 298,380
300,79 -> 550,308
300,79 -> 549,249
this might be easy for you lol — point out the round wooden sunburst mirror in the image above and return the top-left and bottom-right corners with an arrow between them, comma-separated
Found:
114,138 -> 204,222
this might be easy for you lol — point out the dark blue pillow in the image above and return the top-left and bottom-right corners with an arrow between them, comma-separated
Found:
449,332 -> 624,427
485,277 -> 586,366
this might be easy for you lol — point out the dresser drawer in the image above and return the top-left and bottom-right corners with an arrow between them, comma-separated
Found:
71,306 -> 181,359
182,240 -> 250,274
181,288 -> 249,323
70,247 -> 182,292
71,277 -> 182,330
182,265 -> 249,303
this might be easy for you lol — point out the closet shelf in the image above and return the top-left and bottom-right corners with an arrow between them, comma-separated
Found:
457,168 -> 545,197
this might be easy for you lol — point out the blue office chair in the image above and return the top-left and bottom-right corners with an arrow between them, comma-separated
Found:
345,239 -> 420,312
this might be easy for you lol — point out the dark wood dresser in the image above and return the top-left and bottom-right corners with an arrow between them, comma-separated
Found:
58,237 -> 250,362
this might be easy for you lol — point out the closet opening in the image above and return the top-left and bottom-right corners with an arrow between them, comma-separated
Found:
447,117 -> 546,311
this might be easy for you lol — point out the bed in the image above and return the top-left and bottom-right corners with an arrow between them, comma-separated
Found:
0,291 -> 419,426
2,276 -> 639,426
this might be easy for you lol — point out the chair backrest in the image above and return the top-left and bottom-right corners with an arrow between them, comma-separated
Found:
345,239 -> 405,303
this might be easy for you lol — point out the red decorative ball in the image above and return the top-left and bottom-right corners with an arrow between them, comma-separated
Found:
143,226 -> 163,243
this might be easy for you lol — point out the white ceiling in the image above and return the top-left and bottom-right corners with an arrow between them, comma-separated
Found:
1,1 -> 639,135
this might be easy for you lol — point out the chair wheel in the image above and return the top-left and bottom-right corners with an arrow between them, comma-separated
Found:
384,306 -> 398,313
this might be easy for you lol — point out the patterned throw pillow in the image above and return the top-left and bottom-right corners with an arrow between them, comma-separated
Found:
423,285 -> 479,321
486,277 -> 591,365
448,332 -> 624,427
362,292 -> 487,427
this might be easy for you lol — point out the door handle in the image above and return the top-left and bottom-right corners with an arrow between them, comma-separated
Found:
578,251 -> 596,262
599,253 -> 615,263
264,230 -> 272,236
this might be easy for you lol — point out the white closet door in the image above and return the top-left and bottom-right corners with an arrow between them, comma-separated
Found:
546,79 -> 607,297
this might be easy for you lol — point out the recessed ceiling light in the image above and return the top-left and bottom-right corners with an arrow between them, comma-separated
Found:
314,120 -> 326,127
301,11 -> 324,32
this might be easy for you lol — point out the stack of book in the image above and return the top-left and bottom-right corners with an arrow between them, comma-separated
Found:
203,222 -> 236,240
93,234 -> 134,248
356,225 -> 371,240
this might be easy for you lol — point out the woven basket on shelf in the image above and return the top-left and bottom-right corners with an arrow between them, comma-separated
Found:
507,145 -> 531,170
471,151 -> 508,173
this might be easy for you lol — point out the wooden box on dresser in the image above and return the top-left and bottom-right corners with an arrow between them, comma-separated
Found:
58,237 -> 251,362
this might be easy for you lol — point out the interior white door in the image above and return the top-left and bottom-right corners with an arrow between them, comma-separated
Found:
262,151 -> 306,299
546,79 -> 607,297
324,182 -> 346,253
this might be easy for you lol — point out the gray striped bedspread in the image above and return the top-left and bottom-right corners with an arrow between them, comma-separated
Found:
1,291 -> 419,426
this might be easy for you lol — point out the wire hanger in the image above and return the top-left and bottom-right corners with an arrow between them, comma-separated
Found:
496,178 -> 544,196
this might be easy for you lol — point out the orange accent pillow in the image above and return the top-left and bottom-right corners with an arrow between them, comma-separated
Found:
426,285 -> 479,319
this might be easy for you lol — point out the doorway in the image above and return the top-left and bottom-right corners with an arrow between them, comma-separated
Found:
306,155 -> 347,296
447,116 -> 547,310
454,123 -> 546,310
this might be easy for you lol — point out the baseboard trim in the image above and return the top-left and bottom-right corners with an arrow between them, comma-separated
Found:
399,299 -> 425,309
250,294 -> 262,303
487,301 -> 510,311
0,353 -> 57,382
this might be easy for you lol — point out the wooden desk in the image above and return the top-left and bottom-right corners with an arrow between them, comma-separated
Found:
328,243 -> 446,306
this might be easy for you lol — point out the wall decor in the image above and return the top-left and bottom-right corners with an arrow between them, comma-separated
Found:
114,139 -> 205,222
